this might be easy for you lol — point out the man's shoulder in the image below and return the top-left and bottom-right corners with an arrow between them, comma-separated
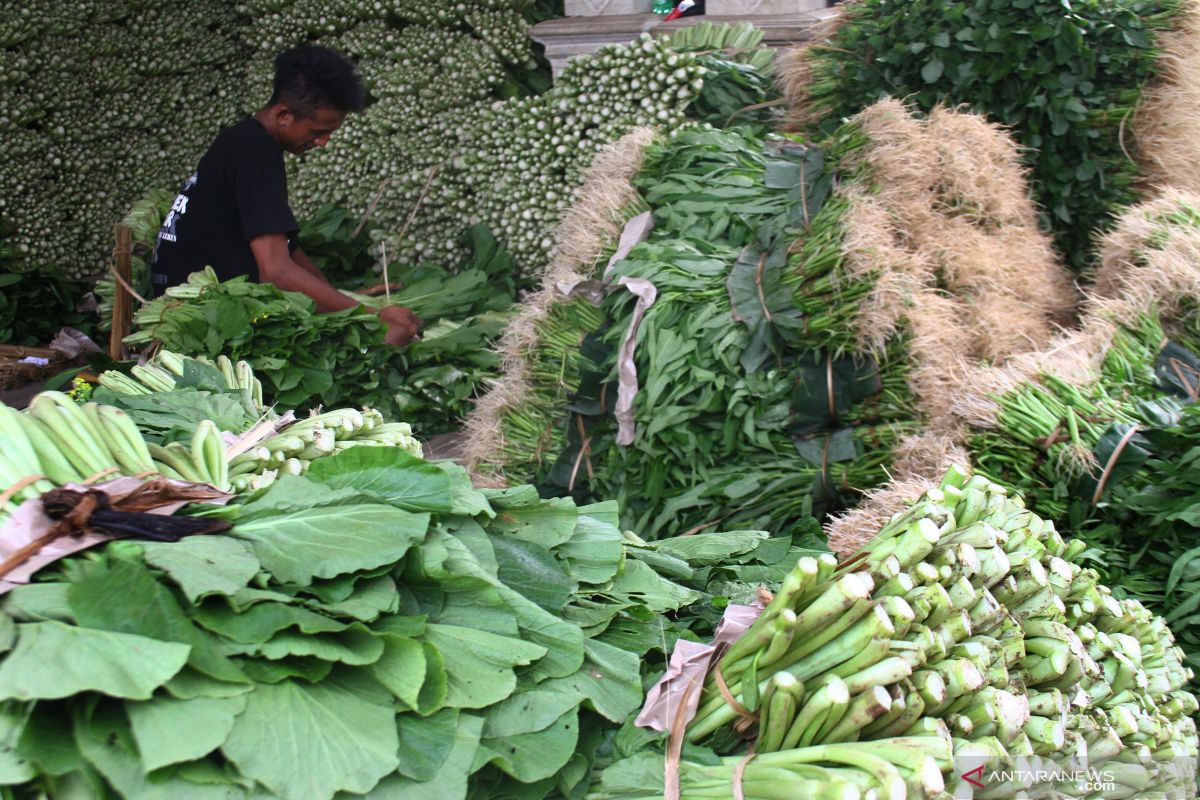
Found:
210,117 -> 277,157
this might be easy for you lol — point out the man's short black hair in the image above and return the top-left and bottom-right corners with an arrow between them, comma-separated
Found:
269,46 -> 365,117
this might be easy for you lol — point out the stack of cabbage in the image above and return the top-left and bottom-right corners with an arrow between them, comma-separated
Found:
593,466 -> 1199,800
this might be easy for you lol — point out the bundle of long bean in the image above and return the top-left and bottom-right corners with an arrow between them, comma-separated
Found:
635,466 -> 1198,799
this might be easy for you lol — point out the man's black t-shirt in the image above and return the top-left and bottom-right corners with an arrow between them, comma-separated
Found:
151,117 -> 299,296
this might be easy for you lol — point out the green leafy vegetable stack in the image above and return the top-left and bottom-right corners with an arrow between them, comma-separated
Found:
782,0 -> 1187,272
0,447 -> 704,799
121,222 -> 519,436
471,99 -> 1074,543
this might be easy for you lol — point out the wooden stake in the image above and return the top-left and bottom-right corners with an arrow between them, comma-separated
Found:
109,224 -> 133,361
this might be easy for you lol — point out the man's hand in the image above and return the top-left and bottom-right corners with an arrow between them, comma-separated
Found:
379,305 -> 421,347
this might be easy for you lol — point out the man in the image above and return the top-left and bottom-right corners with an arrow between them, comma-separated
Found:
150,46 -> 420,346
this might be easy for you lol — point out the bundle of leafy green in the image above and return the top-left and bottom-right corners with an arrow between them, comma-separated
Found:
0,446 -> 708,799
1070,401 -> 1200,681
518,124 -> 917,539
91,356 -> 264,445
124,226 -> 518,435
126,269 -> 394,418
293,203 -> 380,291
349,224 -> 520,432
0,225 -> 93,346
791,0 -> 1183,271
667,22 -> 781,129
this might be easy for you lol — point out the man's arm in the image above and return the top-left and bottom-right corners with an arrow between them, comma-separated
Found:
250,234 -> 357,312
249,233 -> 421,344
290,245 -> 328,281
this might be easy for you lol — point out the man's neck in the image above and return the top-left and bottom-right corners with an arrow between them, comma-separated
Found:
252,108 -> 285,149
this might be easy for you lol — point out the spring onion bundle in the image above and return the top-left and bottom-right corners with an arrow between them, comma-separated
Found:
959,192 -> 1200,522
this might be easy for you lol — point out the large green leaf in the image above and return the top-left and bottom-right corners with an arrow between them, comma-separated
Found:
488,497 -> 578,547
435,462 -> 494,518
490,536 -> 577,612
366,712 -> 481,800
242,658 -> 333,685
126,694 -> 247,771
306,447 -> 453,512
540,639 -> 643,723
245,625 -> 385,666
651,530 -> 768,563
484,688 -> 581,738
139,537 -> 261,603
306,575 -> 398,622
74,704 -> 243,800
606,559 -> 702,613
221,672 -> 400,800
68,559 -> 246,684
394,708 -> 459,781
0,622 -> 189,701
193,600 -> 347,643
3,583 -> 75,623
477,708 -> 580,783
556,509 -> 624,585
0,707 -> 34,786
436,529 -> 583,681
421,624 -> 546,709
16,706 -> 82,777
164,669 -> 256,700
230,505 -> 429,585
371,636 -> 426,708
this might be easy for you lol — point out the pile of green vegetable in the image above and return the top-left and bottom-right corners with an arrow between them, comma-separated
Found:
0,3 -> 781,282
94,349 -> 422,493
0,224 -> 93,346
1,373 -> 422,514
953,192 -> 1200,682
790,0 -> 1185,271
594,465 -> 1199,799
0,440 -> 717,799
121,219 -> 518,435
472,97 -> 1072,542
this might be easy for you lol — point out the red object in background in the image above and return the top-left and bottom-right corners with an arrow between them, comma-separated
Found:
664,0 -> 697,21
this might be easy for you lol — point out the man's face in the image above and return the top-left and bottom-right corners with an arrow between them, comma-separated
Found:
276,106 -> 347,155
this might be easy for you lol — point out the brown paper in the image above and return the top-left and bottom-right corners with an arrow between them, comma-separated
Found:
0,477 -> 233,593
603,211 -> 656,280
613,276 -> 657,448
635,602 -> 764,732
